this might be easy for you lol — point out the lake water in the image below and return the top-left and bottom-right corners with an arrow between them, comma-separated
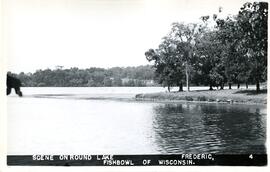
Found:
7,87 -> 266,155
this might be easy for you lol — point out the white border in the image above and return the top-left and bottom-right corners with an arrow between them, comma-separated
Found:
0,0 -> 269,171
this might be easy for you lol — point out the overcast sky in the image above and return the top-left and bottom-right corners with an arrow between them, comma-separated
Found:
4,0 -> 250,73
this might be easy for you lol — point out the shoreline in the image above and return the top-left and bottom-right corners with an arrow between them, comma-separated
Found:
135,89 -> 267,105
10,87 -> 267,106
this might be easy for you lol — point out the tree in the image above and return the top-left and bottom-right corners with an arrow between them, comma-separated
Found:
145,48 -> 173,91
112,77 -> 122,86
14,66 -> 156,87
169,23 -> 202,91
103,77 -> 113,86
145,35 -> 185,92
214,15 -> 250,90
145,2 -> 267,93
237,2 -> 268,92
195,29 -> 226,90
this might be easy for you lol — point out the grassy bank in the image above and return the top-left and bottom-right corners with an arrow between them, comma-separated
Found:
135,89 -> 267,104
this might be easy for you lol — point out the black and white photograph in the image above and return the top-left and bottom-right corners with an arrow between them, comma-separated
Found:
3,0 -> 268,167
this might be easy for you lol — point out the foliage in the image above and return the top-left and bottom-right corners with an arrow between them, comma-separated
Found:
11,65 -> 156,87
145,1 -> 268,92
237,2 -> 268,91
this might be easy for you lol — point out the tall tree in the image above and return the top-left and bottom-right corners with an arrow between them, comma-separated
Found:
237,2 -> 268,92
169,23 -> 201,91
145,37 -> 182,92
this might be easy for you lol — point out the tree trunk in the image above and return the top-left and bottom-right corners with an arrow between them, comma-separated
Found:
229,83 -> 232,89
185,64 -> 190,92
256,80 -> 260,93
246,82 -> 248,89
220,83 -> 224,90
209,84 -> 213,90
168,86 -> 171,92
178,82 -> 183,92
237,83 -> 240,89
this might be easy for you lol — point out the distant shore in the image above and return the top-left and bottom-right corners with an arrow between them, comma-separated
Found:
135,89 -> 267,105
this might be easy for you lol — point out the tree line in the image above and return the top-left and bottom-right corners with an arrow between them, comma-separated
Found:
10,65 -> 156,87
145,2 -> 267,93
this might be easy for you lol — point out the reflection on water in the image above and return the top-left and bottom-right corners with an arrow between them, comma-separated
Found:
7,87 -> 266,154
152,103 -> 266,154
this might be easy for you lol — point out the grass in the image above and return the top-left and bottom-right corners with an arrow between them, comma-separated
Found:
135,89 -> 267,104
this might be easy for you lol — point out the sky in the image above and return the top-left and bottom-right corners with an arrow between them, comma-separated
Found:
3,0 -> 250,73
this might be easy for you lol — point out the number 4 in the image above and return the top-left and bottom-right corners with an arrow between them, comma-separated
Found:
249,154 -> 253,159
